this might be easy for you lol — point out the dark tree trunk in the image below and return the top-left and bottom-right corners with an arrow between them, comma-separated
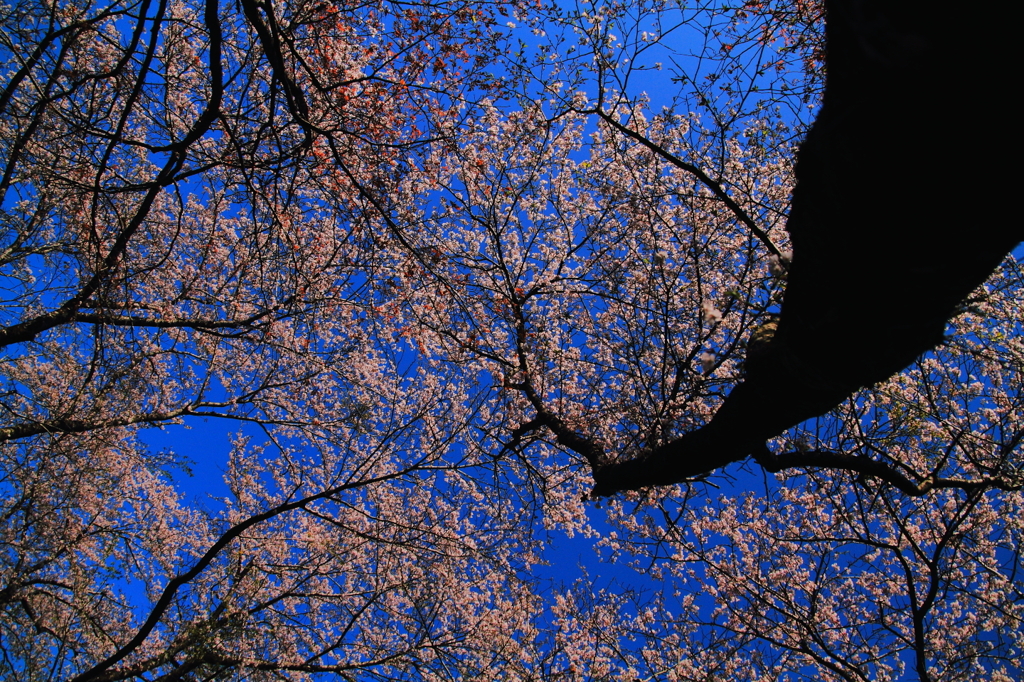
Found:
593,0 -> 1021,496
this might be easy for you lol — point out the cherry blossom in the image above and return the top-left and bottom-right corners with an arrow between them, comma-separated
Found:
0,1 -> 1018,680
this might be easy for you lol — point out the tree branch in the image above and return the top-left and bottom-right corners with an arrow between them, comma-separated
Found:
589,0 -> 1021,498
752,446 -> 1020,497
71,463 -> 429,682
577,105 -> 783,258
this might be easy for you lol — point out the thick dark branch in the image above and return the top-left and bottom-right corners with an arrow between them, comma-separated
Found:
238,0 -> 312,146
591,0 -> 1021,498
753,448 -> 1020,497
591,397 -> 763,497
150,0 -> 224,153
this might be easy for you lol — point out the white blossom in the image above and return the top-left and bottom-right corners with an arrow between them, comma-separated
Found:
700,351 -> 716,374
702,299 -> 723,324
